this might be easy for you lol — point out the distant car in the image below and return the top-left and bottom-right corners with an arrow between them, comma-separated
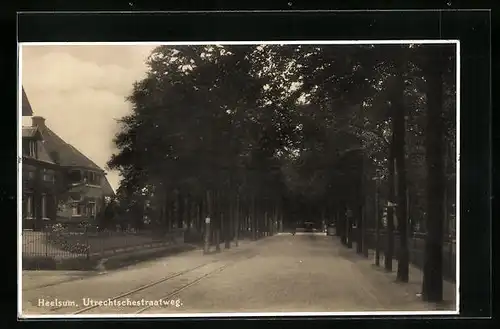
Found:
304,221 -> 314,232
326,223 -> 335,236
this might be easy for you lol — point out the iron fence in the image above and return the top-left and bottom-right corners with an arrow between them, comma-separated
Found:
22,225 -> 186,261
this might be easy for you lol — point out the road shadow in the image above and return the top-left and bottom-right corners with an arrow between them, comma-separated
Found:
333,240 -> 456,310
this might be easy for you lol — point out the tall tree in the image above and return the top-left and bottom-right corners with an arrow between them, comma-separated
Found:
421,45 -> 448,302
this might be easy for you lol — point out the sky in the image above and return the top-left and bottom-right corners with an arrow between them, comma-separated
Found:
21,44 -> 156,191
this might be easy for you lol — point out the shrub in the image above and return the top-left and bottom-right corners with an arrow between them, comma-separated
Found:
45,225 -> 90,255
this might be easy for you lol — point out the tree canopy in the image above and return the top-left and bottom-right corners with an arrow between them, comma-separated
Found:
107,43 -> 456,301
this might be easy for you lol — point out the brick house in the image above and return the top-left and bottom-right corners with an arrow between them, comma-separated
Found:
21,89 -> 115,230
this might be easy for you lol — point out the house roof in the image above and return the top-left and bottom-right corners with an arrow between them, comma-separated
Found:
100,176 -> 115,196
24,116 -> 115,196
37,140 -> 57,164
22,88 -> 33,116
37,125 -> 103,171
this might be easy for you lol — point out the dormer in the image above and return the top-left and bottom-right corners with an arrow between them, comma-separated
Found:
22,127 -> 42,159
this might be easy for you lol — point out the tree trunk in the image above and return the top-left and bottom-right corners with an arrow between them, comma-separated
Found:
251,195 -> 257,240
346,206 -> 353,249
224,192 -> 231,249
385,151 -> 396,272
176,191 -> 183,229
362,203 -> 368,257
334,206 -> 340,236
339,204 -> 347,244
356,203 -> 363,254
185,195 -> 191,235
197,197 -> 203,233
204,190 -> 212,254
393,70 -> 410,282
166,194 -> 173,232
235,194 -> 240,247
375,180 -> 381,266
422,46 -> 445,302
214,190 -> 221,252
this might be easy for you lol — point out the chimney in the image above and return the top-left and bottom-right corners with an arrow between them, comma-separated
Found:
32,116 -> 46,129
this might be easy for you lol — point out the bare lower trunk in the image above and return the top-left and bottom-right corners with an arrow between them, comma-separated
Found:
422,46 -> 445,302
225,193 -> 231,249
251,195 -> 257,240
385,143 -> 396,272
235,194 -> 240,247
215,191 -> 221,252
204,190 -> 212,255
375,182 -> 381,266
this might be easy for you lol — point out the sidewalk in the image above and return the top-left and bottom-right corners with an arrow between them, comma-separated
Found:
22,271 -> 99,291
335,239 -> 457,311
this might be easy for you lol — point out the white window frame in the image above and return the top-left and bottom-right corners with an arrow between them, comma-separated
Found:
86,171 -> 101,186
88,202 -> 96,218
43,172 -> 53,182
29,141 -> 37,158
71,202 -> 82,217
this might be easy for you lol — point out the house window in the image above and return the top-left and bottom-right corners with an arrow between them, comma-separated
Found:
41,194 -> 48,219
25,171 -> 35,179
85,171 -> 100,185
23,140 -> 37,158
88,202 -> 96,218
80,205 -> 87,216
29,141 -> 37,158
43,171 -> 54,182
72,203 -> 83,216
24,194 -> 34,219
68,170 -> 82,184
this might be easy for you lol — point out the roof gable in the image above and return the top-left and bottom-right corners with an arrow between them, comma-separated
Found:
39,125 -> 103,171
21,127 -> 56,165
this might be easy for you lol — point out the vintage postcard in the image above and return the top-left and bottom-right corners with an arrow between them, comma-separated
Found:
18,41 -> 458,318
